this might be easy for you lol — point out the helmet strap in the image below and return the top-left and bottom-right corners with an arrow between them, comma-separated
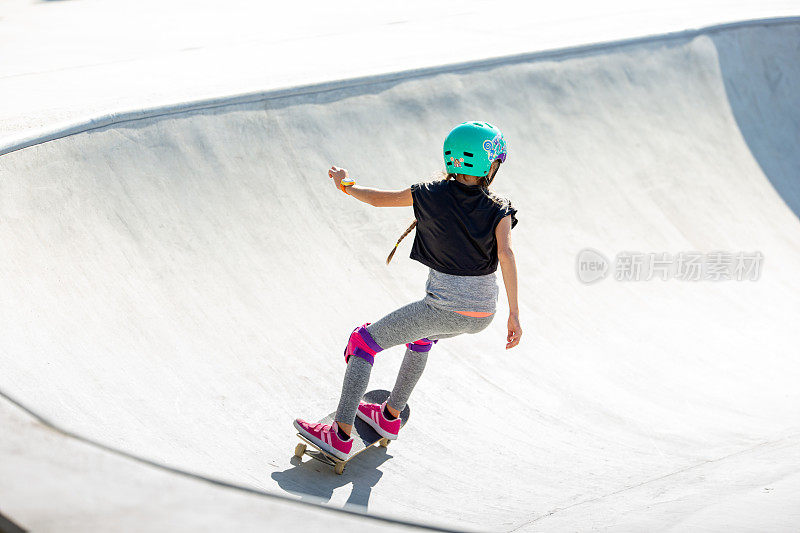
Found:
484,160 -> 502,187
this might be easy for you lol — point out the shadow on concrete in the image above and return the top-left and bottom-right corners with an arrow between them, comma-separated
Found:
0,511 -> 26,533
271,448 -> 392,511
712,19 -> 800,219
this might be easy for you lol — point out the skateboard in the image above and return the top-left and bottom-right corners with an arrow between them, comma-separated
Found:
293,389 -> 410,475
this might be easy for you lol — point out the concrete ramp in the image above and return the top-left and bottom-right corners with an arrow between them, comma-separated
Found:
1,19 -> 799,532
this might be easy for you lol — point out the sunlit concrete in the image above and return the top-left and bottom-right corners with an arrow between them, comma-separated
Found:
2,0 -> 799,145
0,399 -> 426,532
1,15 -> 799,533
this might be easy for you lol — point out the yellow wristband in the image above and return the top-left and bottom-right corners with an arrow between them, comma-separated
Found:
339,178 -> 355,196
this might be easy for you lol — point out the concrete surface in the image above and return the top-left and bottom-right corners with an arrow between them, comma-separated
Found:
3,0 -> 800,147
2,14 -> 800,533
0,397 -> 429,532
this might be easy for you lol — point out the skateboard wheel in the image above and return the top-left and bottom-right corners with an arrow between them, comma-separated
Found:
334,462 -> 345,475
294,443 -> 307,458
379,438 -> 390,448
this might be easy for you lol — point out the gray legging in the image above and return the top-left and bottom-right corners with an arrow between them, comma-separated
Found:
335,298 -> 494,427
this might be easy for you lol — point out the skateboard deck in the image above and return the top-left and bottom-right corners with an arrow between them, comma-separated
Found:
293,389 -> 410,475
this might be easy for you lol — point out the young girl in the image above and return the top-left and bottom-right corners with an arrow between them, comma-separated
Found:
294,121 -> 521,460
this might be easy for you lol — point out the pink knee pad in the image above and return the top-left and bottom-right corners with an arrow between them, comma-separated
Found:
344,323 -> 384,365
406,337 -> 438,353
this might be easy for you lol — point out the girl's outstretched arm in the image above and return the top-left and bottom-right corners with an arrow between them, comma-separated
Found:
496,215 -> 522,349
329,166 -> 412,207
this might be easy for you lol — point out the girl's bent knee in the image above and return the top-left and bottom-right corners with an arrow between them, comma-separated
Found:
344,323 -> 383,365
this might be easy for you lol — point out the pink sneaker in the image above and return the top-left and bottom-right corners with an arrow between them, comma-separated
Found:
293,419 -> 353,460
357,401 -> 401,440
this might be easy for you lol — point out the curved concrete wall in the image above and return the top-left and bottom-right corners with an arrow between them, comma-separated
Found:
1,18 -> 799,531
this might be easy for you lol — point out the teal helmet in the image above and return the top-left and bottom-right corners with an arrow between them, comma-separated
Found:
443,121 -> 507,178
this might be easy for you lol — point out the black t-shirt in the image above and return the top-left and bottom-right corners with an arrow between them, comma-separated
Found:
409,179 -> 518,276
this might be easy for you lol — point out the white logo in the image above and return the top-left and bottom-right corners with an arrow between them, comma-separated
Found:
575,249 -> 763,284
576,248 -> 610,284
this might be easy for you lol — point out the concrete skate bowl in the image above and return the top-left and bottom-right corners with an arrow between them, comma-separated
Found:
1,18 -> 800,532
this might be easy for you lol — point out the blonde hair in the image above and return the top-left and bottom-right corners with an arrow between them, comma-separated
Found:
386,163 -> 509,265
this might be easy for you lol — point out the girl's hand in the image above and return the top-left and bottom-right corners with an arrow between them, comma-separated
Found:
506,313 -> 522,349
328,166 -> 351,193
